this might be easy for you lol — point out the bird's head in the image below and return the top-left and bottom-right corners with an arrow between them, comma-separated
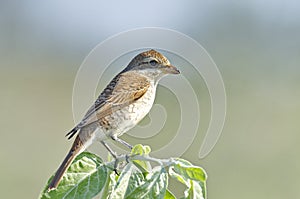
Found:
124,49 -> 180,80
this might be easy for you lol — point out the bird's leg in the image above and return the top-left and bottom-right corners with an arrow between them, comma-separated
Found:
100,141 -> 119,175
111,135 -> 133,150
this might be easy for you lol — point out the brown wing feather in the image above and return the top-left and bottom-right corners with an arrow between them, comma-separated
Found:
66,71 -> 150,138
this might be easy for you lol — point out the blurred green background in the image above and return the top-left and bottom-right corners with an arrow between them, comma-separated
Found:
1,1 -> 300,198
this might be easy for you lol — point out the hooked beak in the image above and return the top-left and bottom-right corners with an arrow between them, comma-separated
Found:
164,64 -> 180,74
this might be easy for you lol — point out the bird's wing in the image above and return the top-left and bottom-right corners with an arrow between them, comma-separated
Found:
66,71 -> 150,139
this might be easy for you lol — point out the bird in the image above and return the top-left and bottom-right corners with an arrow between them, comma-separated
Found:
48,49 -> 180,191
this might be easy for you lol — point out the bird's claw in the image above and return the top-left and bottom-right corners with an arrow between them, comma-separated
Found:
125,154 -> 130,163
113,168 -> 120,175
113,158 -> 119,174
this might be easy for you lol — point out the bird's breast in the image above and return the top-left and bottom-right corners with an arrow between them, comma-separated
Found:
102,83 -> 156,137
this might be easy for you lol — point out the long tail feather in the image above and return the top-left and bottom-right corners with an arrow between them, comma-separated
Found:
48,136 -> 85,191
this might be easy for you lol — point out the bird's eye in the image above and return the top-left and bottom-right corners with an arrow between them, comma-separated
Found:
149,60 -> 158,66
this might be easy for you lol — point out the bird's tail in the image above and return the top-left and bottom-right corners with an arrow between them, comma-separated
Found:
48,136 -> 85,191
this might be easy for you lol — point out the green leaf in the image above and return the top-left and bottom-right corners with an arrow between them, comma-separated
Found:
124,166 -> 146,196
97,170 -> 116,199
169,159 -> 207,199
173,159 -> 206,181
184,180 -> 204,199
164,189 -> 176,199
109,163 -> 135,199
108,163 -> 146,198
173,165 -> 206,183
131,144 -> 152,173
107,163 -> 167,199
131,144 -> 151,155
173,158 -> 193,166
173,165 -> 206,199
125,167 -> 168,199
40,152 -> 108,199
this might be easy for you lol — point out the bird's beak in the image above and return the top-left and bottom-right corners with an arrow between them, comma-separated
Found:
164,64 -> 180,74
